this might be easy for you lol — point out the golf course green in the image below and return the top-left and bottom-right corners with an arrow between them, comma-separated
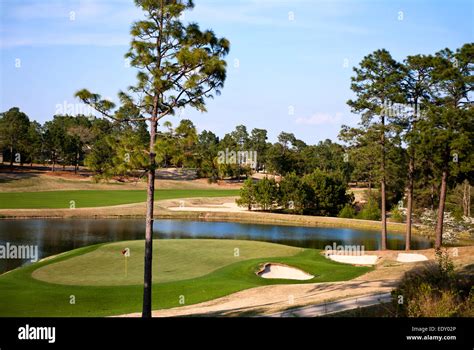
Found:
0,239 -> 372,317
0,189 -> 239,209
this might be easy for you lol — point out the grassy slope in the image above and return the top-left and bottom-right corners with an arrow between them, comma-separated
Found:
0,189 -> 239,209
0,240 -> 372,317
0,172 -> 240,192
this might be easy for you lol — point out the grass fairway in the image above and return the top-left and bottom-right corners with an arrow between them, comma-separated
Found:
0,239 -> 372,317
0,189 -> 239,209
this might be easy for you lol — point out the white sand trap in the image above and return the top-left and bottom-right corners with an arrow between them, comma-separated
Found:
257,263 -> 314,280
327,254 -> 378,265
396,253 -> 428,263
168,202 -> 246,213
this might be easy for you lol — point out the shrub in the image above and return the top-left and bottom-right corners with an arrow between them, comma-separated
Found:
338,204 -> 355,218
390,206 -> 405,223
235,178 -> 255,210
254,177 -> 278,211
392,249 -> 473,317
357,199 -> 381,221
278,172 -> 310,214
406,283 -> 461,317
303,169 -> 353,216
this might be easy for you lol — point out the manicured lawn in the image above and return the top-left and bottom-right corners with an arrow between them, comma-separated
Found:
0,189 -> 239,209
0,239 -> 372,317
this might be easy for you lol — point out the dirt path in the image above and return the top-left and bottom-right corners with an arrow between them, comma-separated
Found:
273,292 -> 392,317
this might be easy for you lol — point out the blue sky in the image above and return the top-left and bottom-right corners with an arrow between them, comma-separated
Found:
1,0 -> 473,143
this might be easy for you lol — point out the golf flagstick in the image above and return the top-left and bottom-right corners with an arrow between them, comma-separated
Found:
122,248 -> 130,277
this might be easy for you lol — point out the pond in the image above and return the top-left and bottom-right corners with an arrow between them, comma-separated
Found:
0,218 -> 432,274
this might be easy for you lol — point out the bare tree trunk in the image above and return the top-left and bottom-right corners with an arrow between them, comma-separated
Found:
52,152 -> 56,172
380,115 -> 387,250
75,152 -> 79,174
468,183 -> 471,217
9,145 -> 13,169
435,169 -> 448,249
381,179 -> 387,250
142,117 -> 157,318
405,154 -> 414,251
405,101 -> 419,251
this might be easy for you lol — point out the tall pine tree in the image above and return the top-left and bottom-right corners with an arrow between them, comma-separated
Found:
76,0 -> 229,317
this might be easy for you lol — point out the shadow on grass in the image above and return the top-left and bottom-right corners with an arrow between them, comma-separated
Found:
177,308 -> 268,317
0,165 -> 41,183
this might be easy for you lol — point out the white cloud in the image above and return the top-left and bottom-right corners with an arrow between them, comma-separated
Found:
295,112 -> 343,125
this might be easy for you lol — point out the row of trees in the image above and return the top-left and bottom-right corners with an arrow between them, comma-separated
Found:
237,171 -> 352,216
0,108 -> 149,175
341,43 -> 473,250
0,109 -> 353,183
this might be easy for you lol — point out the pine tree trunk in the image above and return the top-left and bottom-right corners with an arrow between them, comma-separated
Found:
381,178 -> 387,250
380,116 -> 387,250
75,152 -> 79,174
142,117 -> 157,318
468,184 -> 471,217
405,154 -> 414,251
435,169 -> 448,249
462,180 -> 470,217
405,101 -> 419,251
9,145 -> 13,169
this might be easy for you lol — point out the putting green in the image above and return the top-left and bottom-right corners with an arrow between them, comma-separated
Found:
32,240 -> 302,286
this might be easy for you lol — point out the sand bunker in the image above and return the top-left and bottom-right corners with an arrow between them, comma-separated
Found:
396,253 -> 428,263
327,254 -> 378,265
257,263 -> 314,280
168,202 -> 246,212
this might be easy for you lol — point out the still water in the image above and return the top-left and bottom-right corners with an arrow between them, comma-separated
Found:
0,219 -> 432,273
